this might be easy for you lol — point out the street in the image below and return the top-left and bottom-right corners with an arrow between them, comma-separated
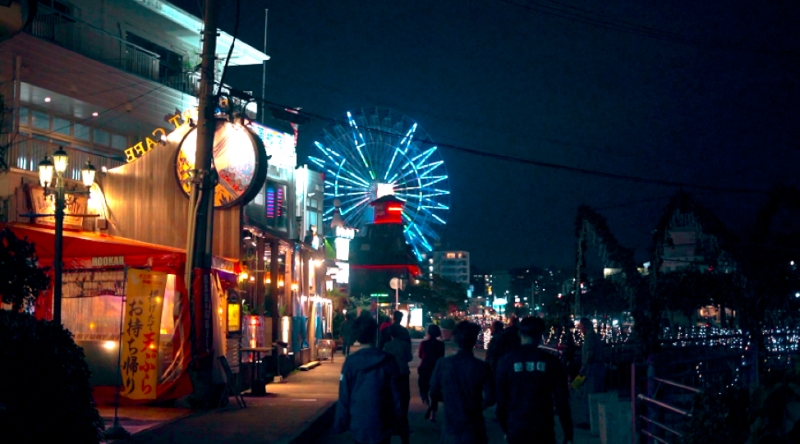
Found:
315,340 -> 599,444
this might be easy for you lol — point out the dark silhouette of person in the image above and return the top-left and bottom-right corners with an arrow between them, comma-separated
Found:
496,317 -> 573,444
418,324 -> 445,421
429,321 -> 495,444
383,324 -> 413,444
333,316 -> 403,444
485,320 -> 505,375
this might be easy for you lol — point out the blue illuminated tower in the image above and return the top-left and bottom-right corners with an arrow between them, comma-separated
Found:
310,107 -> 450,261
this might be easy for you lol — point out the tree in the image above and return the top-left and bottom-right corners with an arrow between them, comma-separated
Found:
406,274 -> 467,315
582,278 -> 628,320
0,228 -> 50,311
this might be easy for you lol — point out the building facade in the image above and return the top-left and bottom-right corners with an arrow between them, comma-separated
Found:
431,250 -> 470,286
0,0 -> 331,391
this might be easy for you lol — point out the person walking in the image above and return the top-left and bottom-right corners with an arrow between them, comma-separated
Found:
501,316 -> 521,356
575,317 -> 605,428
383,324 -> 413,444
484,320 -> 505,375
429,321 -> 495,444
495,317 -> 573,444
340,312 -> 355,356
418,324 -> 445,421
333,316 -> 403,444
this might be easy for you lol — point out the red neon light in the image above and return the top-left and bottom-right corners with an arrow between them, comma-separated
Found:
350,264 -> 422,276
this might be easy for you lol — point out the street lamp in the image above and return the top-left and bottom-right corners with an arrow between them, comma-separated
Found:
38,148 -> 96,325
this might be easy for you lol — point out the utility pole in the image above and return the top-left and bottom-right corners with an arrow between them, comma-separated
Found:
188,0 -> 219,406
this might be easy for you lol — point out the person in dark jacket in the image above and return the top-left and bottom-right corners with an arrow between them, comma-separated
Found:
340,312 -> 355,356
429,321 -> 495,444
418,323 -> 445,421
484,320 -> 505,374
334,316 -> 403,444
383,324 -> 413,444
381,311 -> 411,349
496,317 -> 573,444
501,316 -> 521,356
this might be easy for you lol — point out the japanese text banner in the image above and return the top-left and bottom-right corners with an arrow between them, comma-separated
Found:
120,269 -> 167,400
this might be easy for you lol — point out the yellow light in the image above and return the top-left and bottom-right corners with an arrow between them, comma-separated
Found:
160,328 -> 168,334
249,276 -> 255,282
218,307 -> 223,314
240,272 -> 249,281
155,296 -> 162,303
291,282 -> 298,291
103,341 -> 116,350
278,280 -> 284,287
89,322 -> 95,329
148,343 -> 156,350
265,277 -> 271,284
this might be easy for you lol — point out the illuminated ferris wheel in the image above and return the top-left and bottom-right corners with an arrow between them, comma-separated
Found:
310,107 -> 450,261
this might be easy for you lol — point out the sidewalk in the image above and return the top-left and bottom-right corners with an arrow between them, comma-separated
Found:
124,353 -> 344,444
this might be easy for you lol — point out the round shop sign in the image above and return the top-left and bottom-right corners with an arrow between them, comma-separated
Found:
175,120 -> 267,208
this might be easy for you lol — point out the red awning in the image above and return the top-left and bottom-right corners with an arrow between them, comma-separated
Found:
3,223 -> 185,265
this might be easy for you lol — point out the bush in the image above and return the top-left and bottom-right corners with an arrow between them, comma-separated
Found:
682,384 -> 750,444
0,311 -> 104,443
332,312 -> 345,337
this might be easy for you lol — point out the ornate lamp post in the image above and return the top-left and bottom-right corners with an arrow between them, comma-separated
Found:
38,147 -> 96,325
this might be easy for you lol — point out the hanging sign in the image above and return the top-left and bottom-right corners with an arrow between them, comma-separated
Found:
120,269 -> 167,400
27,186 -> 88,230
175,120 -> 268,209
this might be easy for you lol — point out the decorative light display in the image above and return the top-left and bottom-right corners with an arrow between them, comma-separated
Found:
310,107 -> 450,260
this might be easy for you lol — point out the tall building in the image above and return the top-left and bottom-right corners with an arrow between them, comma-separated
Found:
432,250 -> 470,287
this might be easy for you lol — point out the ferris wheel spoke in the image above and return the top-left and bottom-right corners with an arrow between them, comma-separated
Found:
314,108 -> 448,254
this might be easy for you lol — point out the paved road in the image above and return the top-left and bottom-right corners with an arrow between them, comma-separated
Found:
316,341 -> 598,444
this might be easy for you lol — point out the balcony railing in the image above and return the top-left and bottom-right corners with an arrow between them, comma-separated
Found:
28,6 -> 160,82
160,71 -> 201,97
5,137 -> 125,182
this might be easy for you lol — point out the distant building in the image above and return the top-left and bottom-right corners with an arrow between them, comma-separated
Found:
432,250 -> 470,287
660,229 -> 705,273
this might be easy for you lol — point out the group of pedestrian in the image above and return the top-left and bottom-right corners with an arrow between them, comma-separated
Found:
334,312 -> 578,444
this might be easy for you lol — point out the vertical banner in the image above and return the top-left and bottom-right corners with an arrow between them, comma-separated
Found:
120,269 -> 168,400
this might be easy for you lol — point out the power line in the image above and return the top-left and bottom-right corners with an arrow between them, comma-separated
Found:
498,0 -> 798,58
246,93 -> 765,195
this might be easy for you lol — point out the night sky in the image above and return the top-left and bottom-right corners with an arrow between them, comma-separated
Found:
178,0 -> 800,272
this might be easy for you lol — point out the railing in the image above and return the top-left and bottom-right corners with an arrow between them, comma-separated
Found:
6,137 -> 125,181
28,6 -> 160,81
633,363 -> 701,444
160,71 -> 201,97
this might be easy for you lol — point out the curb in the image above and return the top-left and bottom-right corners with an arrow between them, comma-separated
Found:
282,401 -> 337,444
106,410 -> 196,443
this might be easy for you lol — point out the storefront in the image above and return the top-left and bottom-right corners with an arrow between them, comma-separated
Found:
3,223 -> 194,402
1,106 -> 267,402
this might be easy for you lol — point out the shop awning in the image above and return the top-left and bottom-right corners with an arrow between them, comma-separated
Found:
2,223 -> 186,269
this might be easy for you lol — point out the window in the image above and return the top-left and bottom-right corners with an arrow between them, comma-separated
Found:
18,107 -> 29,125
93,129 -> 110,146
111,134 -> 127,150
53,117 -> 71,136
31,110 -> 49,130
74,123 -> 91,141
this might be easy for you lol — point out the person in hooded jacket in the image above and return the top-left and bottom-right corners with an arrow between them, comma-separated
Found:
334,316 -> 403,444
